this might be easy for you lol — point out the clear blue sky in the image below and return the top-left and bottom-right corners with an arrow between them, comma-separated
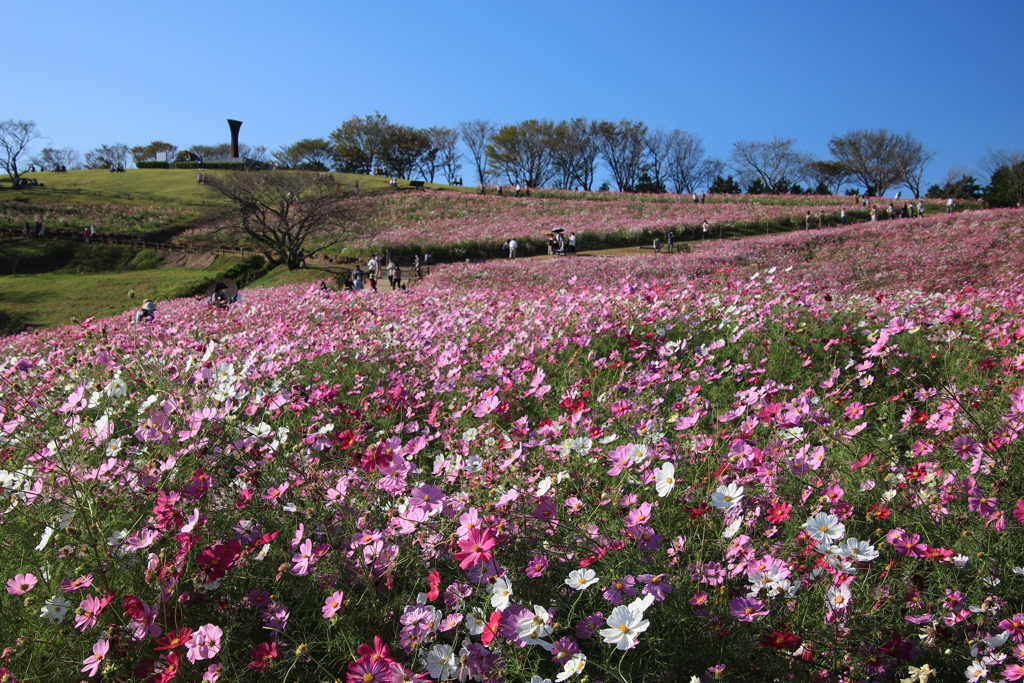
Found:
6,0 -> 1022,190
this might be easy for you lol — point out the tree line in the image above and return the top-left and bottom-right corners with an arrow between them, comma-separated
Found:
2,116 -> 1023,206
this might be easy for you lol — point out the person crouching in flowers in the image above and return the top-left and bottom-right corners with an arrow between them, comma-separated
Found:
134,300 -> 156,324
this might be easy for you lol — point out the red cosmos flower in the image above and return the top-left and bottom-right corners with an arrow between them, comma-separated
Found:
481,610 -> 502,646
687,503 -> 711,519
196,540 -> 243,581
761,627 -> 802,651
154,627 -> 194,651
336,429 -> 356,449
153,651 -> 181,683
427,570 -> 442,601
249,642 -> 278,672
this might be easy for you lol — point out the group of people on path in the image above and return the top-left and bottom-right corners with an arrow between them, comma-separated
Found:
345,254 -> 425,292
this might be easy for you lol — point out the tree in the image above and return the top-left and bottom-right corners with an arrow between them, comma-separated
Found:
894,135 -> 935,198
330,113 -> 391,174
425,127 -> 461,185
0,120 -> 43,185
664,130 -> 711,193
925,167 -> 982,200
730,138 -> 809,194
709,175 -> 741,194
459,119 -> 496,186
85,143 -> 130,169
33,146 -> 82,171
550,118 -> 600,191
272,138 -> 334,171
486,119 -> 556,188
186,143 -> 267,162
596,119 -> 649,192
379,125 -> 431,180
203,171 -> 363,270
982,150 -> 1024,208
130,141 -> 177,166
803,160 -> 850,196
829,129 -> 931,197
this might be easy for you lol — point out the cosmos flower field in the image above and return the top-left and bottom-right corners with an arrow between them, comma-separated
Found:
1,209 -> 1023,682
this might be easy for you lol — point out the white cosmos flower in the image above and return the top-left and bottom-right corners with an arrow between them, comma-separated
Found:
40,596 -> 72,623
654,463 -> 676,498
555,653 -> 587,681
721,517 -> 743,539
490,577 -> 513,610
836,538 -> 879,562
599,603 -> 651,650
710,483 -> 744,509
423,644 -> 457,680
802,512 -> 845,543
565,568 -> 599,591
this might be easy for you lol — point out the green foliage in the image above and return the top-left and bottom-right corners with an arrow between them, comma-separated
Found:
633,173 -> 666,194
709,175 -> 741,194
175,161 -> 245,170
985,162 -> 1024,207
136,161 -> 170,169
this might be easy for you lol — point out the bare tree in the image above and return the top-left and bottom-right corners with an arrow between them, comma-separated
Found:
85,143 -> 131,170
203,171 -> 364,270
730,138 -> 809,194
34,146 -> 83,171
596,119 -> 649,192
550,118 -> 600,191
895,135 -> 935,198
419,127 -> 460,184
459,119 -> 496,186
645,129 -> 672,191
828,129 -> 929,197
664,130 -> 710,193
0,120 -> 43,184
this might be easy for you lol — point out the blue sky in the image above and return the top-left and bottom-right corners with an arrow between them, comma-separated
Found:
6,0 -> 1022,190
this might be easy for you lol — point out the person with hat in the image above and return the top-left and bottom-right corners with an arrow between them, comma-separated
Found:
134,300 -> 157,324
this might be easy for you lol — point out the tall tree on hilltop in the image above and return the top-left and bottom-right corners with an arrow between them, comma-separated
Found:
595,119 -> 648,192
330,113 -> 391,174
730,138 -> 809,194
272,138 -> 334,171
459,119 -> 496,186
0,120 -> 43,185
486,120 -> 556,188
550,118 -> 600,191
829,129 -> 931,197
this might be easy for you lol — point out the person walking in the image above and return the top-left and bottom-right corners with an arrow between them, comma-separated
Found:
568,232 -> 577,254
702,220 -> 710,239
666,231 -> 674,253
508,238 -> 518,259
386,259 -> 396,289
392,264 -> 402,291
414,254 -> 422,279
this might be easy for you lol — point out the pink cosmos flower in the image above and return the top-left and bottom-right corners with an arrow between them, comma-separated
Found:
60,573 -> 94,592
74,593 -> 113,631
249,642 -> 278,671
323,591 -> 345,619
454,528 -> 497,569
730,596 -> 769,622
80,638 -> 109,677
6,573 -> 37,595
185,623 -> 224,664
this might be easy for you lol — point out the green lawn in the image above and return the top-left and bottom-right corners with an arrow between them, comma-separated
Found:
0,264 -> 238,332
1,169 -> 465,206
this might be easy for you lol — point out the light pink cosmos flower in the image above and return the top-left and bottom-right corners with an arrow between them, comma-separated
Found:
6,573 -> 37,595
80,638 -> 109,677
322,591 -> 345,619
186,623 -> 224,664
